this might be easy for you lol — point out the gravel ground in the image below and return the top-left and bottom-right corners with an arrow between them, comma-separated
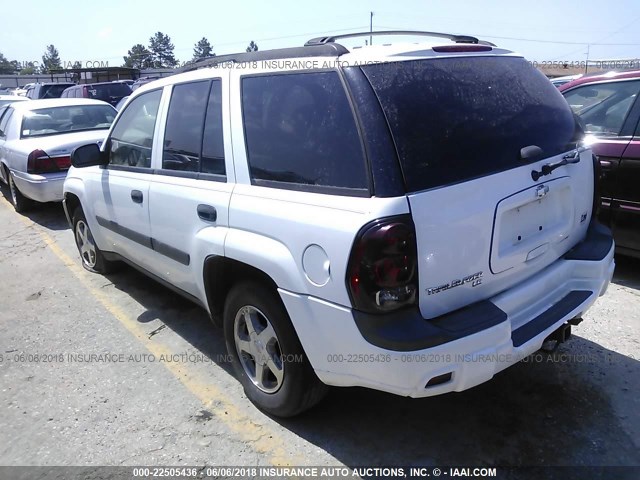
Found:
0,187 -> 638,476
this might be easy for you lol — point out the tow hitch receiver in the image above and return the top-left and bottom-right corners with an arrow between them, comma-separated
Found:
540,323 -> 572,352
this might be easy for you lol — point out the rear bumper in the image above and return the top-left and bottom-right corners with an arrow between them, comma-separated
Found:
280,222 -> 614,397
11,170 -> 66,203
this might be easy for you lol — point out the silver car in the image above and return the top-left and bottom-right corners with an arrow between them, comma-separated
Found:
0,98 -> 116,212
0,95 -> 29,108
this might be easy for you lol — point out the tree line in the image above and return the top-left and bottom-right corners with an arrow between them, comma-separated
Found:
0,33 -> 259,74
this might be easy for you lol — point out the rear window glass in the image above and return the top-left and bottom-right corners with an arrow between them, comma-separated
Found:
40,84 -> 74,99
359,57 -> 576,192
86,83 -> 132,101
21,105 -> 116,138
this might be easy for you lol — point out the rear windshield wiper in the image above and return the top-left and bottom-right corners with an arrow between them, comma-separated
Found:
531,146 -> 587,181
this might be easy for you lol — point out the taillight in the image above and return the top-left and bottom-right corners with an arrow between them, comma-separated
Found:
347,215 -> 418,313
27,149 -> 71,174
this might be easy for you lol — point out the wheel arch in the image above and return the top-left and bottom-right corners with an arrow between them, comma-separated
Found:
0,161 -> 9,184
63,191 -> 81,228
63,178 -> 109,251
203,256 -> 280,327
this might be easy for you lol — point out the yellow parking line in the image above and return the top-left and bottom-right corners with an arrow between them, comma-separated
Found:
2,199 -> 302,466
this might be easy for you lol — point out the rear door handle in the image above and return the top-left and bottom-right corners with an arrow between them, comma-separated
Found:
197,204 -> 217,222
131,190 -> 143,203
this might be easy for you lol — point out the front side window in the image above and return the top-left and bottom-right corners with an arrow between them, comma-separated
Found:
241,71 -> 367,191
109,89 -> 162,168
563,80 -> 640,136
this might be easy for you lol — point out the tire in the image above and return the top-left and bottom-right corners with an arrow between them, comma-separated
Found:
223,282 -> 328,417
7,170 -> 32,213
72,206 -> 117,274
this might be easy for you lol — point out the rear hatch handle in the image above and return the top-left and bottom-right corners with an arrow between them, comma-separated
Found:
531,146 -> 588,181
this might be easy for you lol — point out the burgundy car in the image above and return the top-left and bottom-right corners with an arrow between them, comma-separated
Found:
560,71 -> 640,258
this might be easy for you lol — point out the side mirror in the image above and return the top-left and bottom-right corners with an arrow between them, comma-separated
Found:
71,143 -> 107,168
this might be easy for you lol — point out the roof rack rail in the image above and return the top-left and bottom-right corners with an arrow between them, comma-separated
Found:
178,43 -> 349,73
305,30 -> 496,47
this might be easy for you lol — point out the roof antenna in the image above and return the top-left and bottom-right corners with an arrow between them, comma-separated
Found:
369,11 -> 374,45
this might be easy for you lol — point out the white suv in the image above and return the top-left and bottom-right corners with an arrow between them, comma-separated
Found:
63,31 -> 615,417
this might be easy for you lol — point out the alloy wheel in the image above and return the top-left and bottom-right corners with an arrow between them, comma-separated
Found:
234,305 -> 284,393
75,220 -> 97,268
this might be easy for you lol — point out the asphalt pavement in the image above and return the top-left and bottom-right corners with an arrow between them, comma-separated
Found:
0,186 -> 638,473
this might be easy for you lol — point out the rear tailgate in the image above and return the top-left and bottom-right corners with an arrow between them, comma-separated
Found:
360,54 -> 593,319
407,152 -> 592,318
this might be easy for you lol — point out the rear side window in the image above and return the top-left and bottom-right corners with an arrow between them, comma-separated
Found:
563,80 -> 640,136
201,81 -> 225,175
241,71 -> 368,192
163,81 -> 210,172
162,80 -> 225,176
109,89 -> 162,168
359,57 -> 576,192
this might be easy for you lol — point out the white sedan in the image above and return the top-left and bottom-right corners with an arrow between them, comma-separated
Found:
0,98 -> 116,212
0,95 -> 29,108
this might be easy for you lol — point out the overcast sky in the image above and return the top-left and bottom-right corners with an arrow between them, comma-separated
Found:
2,0 -> 639,66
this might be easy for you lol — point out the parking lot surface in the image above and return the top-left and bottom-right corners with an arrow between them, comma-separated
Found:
0,187 -> 639,470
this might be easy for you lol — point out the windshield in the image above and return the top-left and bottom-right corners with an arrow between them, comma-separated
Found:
358,56 -> 577,192
21,104 -> 116,138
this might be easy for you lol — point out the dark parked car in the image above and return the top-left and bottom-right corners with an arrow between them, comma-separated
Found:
112,79 -> 134,87
560,71 -> 640,258
550,74 -> 582,88
61,82 -> 132,107
25,82 -> 75,99
114,95 -> 129,111
131,76 -> 161,91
